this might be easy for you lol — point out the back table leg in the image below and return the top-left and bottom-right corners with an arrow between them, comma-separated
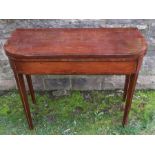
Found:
26,75 -> 36,104
123,75 -> 130,101
14,73 -> 34,129
122,73 -> 138,126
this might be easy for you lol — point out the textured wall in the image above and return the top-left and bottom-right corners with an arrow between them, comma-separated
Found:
0,19 -> 155,90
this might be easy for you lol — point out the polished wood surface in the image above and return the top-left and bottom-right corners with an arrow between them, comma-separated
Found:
5,28 -> 147,59
4,28 -> 147,129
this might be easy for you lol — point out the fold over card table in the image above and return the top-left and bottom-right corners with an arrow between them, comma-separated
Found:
4,28 -> 147,129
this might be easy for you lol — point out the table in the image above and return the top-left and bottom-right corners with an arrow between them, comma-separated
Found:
4,28 -> 147,129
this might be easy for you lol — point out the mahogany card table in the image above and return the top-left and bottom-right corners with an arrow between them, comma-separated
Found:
4,28 -> 147,129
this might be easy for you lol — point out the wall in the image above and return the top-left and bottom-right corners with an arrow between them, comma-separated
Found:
0,19 -> 155,90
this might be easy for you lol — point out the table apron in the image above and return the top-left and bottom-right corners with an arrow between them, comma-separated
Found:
12,61 -> 137,75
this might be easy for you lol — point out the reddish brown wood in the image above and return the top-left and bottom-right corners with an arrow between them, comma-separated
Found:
122,56 -> 143,126
122,73 -> 138,126
14,61 -> 137,75
4,28 -> 147,129
123,75 -> 130,101
26,75 -> 36,104
14,73 -> 33,129
4,28 -> 147,59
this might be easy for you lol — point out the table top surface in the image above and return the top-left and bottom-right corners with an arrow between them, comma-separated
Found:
4,28 -> 147,59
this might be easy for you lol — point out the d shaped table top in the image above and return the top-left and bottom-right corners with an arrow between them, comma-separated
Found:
4,28 -> 147,59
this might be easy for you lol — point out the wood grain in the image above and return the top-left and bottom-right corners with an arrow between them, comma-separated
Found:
4,28 -> 147,59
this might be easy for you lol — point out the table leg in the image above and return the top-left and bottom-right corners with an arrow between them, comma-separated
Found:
14,73 -> 34,129
26,75 -> 36,104
122,73 -> 138,126
123,75 -> 130,101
